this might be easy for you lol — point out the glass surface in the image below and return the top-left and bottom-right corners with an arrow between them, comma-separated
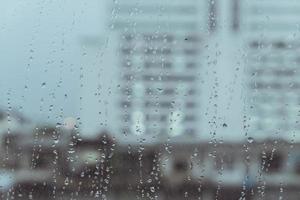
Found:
1,0 -> 300,199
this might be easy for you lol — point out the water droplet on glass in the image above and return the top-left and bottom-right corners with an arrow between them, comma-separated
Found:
156,88 -> 163,93
247,137 -> 254,144
150,186 -> 155,193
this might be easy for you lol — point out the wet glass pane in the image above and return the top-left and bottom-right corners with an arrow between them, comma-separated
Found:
1,0 -> 300,199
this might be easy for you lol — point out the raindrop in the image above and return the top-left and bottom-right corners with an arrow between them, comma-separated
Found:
64,177 -> 69,186
247,137 -> 254,144
55,122 -> 62,128
68,150 -> 75,154
156,88 -> 164,93
150,186 -> 155,193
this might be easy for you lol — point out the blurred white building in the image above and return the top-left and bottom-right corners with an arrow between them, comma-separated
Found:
109,0 -> 208,140
79,0 -> 300,143
240,0 -> 300,141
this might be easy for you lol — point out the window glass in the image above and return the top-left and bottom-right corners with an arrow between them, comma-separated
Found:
1,0 -> 300,199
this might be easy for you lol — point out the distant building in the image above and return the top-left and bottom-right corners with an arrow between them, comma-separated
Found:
240,0 -> 300,139
111,0 -> 208,138
79,0 -> 300,142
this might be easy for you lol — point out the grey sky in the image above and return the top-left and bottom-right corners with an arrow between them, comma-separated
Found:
0,0 -> 108,125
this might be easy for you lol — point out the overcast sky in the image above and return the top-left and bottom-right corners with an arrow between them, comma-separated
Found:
0,0 -> 108,125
